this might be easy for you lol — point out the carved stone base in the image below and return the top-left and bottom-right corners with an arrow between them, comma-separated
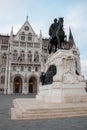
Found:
36,49 -> 87,103
36,82 -> 87,103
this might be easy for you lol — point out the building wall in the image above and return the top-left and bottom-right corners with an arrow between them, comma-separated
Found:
0,20 -> 48,94
0,35 -> 9,94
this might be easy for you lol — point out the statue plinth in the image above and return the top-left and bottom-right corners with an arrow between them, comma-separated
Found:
36,49 -> 87,103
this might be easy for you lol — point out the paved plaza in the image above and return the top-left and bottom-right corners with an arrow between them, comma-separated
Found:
0,94 -> 87,130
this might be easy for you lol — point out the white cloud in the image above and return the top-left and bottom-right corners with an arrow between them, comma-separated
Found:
65,2 -> 86,26
64,2 -> 87,45
0,0 -> 13,16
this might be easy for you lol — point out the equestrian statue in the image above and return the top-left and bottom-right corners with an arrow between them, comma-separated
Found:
48,17 -> 67,54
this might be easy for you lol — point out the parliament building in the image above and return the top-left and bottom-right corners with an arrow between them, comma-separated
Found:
0,17 -> 82,94
0,17 -> 48,94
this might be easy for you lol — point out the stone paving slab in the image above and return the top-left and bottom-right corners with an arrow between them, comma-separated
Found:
13,98 -> 87,110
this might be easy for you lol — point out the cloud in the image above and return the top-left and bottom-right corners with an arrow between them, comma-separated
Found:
65,2 -> 87,45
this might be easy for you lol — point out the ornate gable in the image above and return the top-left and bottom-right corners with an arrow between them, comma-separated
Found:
13,18 -> 39,42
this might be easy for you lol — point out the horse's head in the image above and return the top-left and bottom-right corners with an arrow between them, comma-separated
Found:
59,17 -> 64,27
59,17 -> 64,22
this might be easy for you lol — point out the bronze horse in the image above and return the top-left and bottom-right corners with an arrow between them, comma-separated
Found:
48,18 -> 65,54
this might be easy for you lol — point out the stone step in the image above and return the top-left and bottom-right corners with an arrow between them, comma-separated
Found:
11,108 -> 77,120
11,99 -> 87,120
11,108 -> 87,120
14,99 -> 87,113
22,109 -> 87,116
13,100 -> 25,112
13,107 -> 87,119
21,113 -> 87,120
14,105 -> 87,117
24,107 -> 87,114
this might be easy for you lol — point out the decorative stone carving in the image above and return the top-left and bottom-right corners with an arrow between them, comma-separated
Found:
36,49 -> 87,103
63,72 -> 79,84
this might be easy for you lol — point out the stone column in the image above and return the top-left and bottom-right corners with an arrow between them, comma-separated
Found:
7,60 -> 11,94
4,55 -> 8,94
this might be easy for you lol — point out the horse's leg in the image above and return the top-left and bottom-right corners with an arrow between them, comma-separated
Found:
48,37 -> 53,54
49,43 -> 53,54
54,42 -> 57,52
48,43 -> 51,54
56,31 -> 60,49
52,37 -> 57,52
48,45 -> 51,54
57,36 -> 61,49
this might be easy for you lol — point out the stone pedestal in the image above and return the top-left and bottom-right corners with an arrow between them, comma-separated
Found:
11,49 -> 87,120
36,49 -> 87,103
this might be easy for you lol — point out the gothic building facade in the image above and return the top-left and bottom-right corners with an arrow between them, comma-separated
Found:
0,18 -> 48,94
0,18 -> 82,95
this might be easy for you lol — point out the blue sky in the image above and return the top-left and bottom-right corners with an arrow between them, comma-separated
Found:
0,0 -> 87,78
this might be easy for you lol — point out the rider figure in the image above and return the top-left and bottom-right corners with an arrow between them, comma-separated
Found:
49,18 -> 58,39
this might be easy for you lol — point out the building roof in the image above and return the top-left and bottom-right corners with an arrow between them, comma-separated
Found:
42,38 -> 48,48
0,35 -> 9,44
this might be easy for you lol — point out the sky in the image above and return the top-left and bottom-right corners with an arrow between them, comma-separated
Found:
0,0 -> 87,78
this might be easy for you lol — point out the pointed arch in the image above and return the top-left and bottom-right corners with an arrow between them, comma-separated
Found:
13,50 -> 18,61
13,75 -> 23,93
28,32 -> 32,41
20,50 -> 25,61
21,32 -> 25,40
34,51 -> 39,62
27,50 -> 32,62
28,75 -> 37,93
2,53 -> 7,64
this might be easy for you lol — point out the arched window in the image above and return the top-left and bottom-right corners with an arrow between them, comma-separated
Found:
34,51 -> 39,62
28,33 -> 32,41
1,76 -> 5,84
20,50 -> 25,61
13,50 -> 18,61
28,66 -> 31,71
35,67 -> 38,72
2,53 -> 7,64
21,32 -> 25,40
21,66 -> 24,71
13,66 -> 16,71
1,68 -> 6,73
27,51 -> 32,62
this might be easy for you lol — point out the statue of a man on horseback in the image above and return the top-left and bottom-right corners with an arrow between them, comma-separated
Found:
48,17 -> 66,54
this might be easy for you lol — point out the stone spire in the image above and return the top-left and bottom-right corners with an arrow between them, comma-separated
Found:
26,15 -> 28,21
69,27 -> 73,40
10,27 -> 13,42
69,27 -> 76,49
10,26 -> 13,36
39,30 -> 42,39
